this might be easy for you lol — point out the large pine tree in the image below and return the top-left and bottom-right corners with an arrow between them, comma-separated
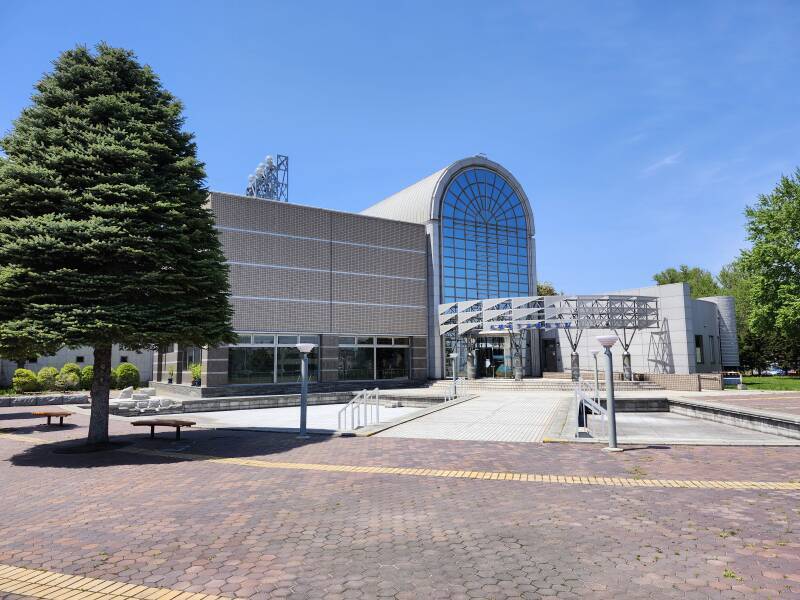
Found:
0,44 -> 234,444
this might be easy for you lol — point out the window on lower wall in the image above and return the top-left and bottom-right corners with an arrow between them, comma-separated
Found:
229,347 -> 275,383
276,346 -> 318,383
695,335 -> 704,364
181,346 -> 202,371
338,347 -> 374,380
337,336 -> 410,380
228,333 -> 319,384
376,347 -> 408,379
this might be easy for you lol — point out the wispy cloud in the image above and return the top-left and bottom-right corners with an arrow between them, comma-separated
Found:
642,151 -> 682,176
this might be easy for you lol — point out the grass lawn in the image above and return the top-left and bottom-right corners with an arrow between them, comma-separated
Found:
742,376 -> 800,391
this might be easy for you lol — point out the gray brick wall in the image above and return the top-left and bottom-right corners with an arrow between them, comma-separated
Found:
211,192 -> 428,338
153,192 -> 432,390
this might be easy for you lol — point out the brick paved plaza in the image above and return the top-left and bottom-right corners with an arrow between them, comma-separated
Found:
2,406 -> 800,599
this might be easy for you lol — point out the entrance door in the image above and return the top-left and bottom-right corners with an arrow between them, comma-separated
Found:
476,336 -> 511,378
476,347 -> 493,377
543,339 -> 558,372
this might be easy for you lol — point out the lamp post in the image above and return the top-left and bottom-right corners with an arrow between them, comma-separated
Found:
296,343 -> 316,438
596,335 -> 622,451
449,351 -> 459,398
591,350 -> 600,401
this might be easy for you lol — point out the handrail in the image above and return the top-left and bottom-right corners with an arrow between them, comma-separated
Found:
575,379 -> 606,439
338,387 -> 381,431
444,377 -> 466,402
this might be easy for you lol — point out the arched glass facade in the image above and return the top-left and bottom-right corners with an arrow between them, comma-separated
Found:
440,167 -> 530,303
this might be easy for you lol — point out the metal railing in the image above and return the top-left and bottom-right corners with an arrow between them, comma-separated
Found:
338,387 -> 380,431
444,377 -> 466,402
575,379 -> 607,439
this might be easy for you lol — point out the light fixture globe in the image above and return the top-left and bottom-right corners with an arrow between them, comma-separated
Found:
296,343 -> 316,354
596,335 -> 617,349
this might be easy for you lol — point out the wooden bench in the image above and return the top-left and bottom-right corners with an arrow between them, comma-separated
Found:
132,419 -> 196,440
31,409 -> 73,426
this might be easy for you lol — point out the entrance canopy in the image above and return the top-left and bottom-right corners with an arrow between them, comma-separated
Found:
438,295 -> 660,336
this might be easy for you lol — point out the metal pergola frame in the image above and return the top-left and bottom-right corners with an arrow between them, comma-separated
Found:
438,295 -> 659,338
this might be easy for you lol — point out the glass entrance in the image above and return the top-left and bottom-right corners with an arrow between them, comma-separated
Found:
476,336 -> 512,378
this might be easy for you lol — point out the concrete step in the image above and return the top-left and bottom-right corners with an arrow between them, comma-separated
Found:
428,379 -> 663,391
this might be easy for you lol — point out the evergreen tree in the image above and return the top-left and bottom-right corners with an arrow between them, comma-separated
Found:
0,44 -> 234,444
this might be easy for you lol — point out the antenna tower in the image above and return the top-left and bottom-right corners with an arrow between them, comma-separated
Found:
246,154 -> 289,201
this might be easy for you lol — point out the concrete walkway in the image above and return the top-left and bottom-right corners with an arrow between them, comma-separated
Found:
155,403 -> 421,433
587,412 -> 796,445
377,392 -> 564,442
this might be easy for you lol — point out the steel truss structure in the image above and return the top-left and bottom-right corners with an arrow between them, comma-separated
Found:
438,295 -> 659,348
246,154 -> 289,201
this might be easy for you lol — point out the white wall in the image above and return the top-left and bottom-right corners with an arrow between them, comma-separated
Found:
0,346 -> 154,386
548,283 -> 724,375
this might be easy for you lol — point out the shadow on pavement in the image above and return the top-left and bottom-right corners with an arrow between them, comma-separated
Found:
619,445 -> 672,452
7,428 -> 331,469
2,423 -> 80,434
0,412 -> 40,421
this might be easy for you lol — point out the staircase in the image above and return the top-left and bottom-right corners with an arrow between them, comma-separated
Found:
427,378 -> 663,392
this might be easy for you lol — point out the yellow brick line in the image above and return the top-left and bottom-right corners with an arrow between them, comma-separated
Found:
120,446 -> 800,491
3,431 -> 799,491
0,563 -> 237,600
0,432 -> 46,444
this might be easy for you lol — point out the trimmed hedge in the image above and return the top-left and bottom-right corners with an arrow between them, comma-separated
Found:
80,365 -> 93,390
115,363 -> 140,389
60,363 -> 81,378
12,368 -> 39,393
56,371 -> 80,391
37,366 -> 59,391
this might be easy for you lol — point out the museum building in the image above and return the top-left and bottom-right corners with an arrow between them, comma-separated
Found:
151,155 -> 739,395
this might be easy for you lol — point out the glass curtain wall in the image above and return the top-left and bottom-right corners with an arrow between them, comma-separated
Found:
440,167 -> 529,303
229,334 -> 319,384
338,337 -> 410,380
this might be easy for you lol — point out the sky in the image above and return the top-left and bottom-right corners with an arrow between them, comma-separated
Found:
1,1 -> 798,293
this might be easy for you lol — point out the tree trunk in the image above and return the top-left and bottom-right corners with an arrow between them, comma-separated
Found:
88,344 -> 112,445
16,359 -> 25,370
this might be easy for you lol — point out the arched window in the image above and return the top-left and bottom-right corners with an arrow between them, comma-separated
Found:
440,168 -> 529,302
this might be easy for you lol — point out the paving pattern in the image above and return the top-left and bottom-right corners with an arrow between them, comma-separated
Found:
2,406 -> 800,598
697,392 -> 800,417
378,392 -> 562,442
0,563 -> 233,600
586,412 -> 795,445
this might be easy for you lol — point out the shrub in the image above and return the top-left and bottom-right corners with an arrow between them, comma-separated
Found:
60,363 -> 81,378
110,368 -> 118,389
189,362 -> 202,382
115,363 -> 140,389
80,365 -> 94,390
56,372 -> 80,391
37,366 -> 59,391
12,368 -> 39,393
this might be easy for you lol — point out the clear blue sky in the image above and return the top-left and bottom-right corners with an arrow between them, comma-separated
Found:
2,1 -> 798,293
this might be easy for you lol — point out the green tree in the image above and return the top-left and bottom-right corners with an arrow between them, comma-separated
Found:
0,44 -> 234,444
536,281 -> 558,296
718,259 -> 773,371
741,170 -> 800,349
0,323 -> 61,370
653,265 -> 721,299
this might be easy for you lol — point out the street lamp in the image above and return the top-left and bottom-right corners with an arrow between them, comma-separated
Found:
449,351 -> 459,396
296,343 -> 316,438
590,350 -> 600,401
596,335 -> 622,452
